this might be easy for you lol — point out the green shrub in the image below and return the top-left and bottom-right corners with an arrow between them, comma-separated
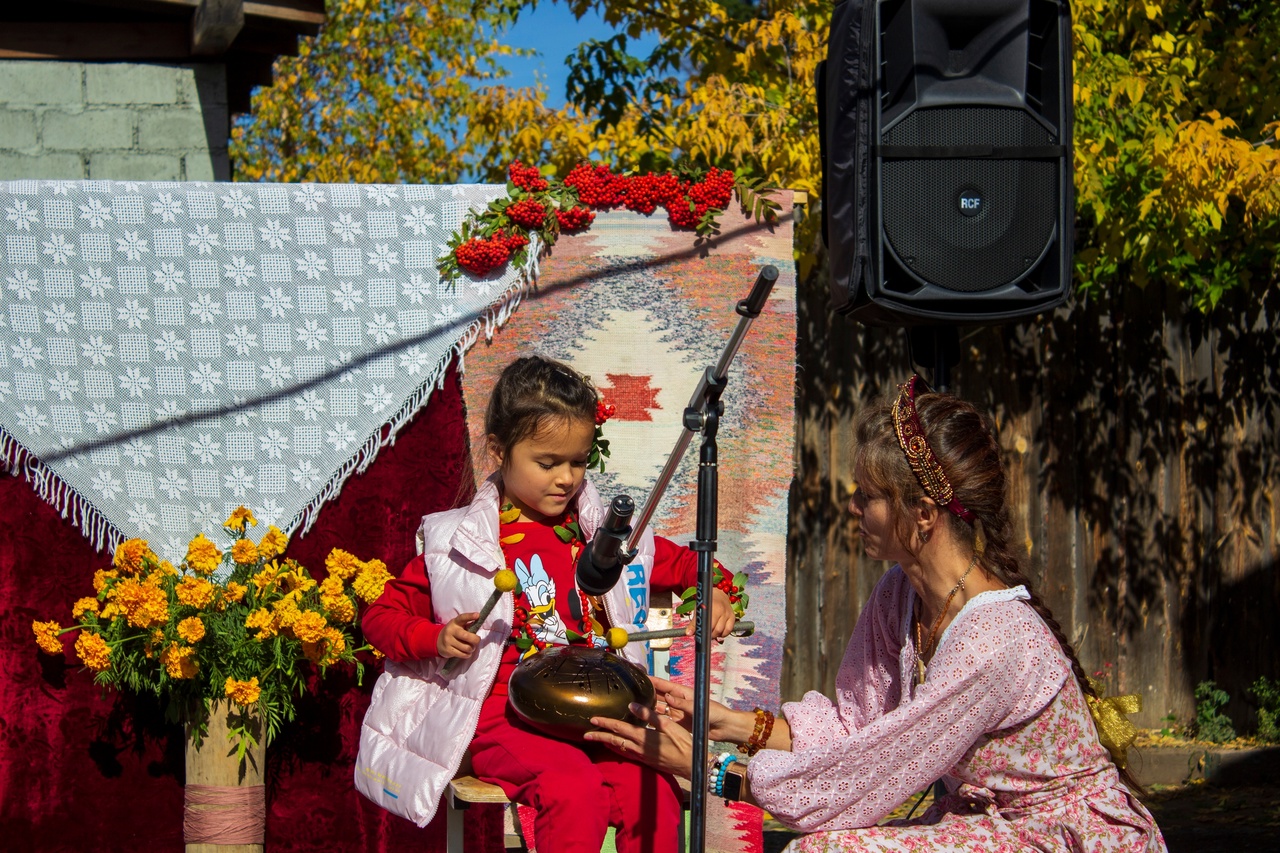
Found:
1248,676 -> 1280,743
1192,681 -> 1236,743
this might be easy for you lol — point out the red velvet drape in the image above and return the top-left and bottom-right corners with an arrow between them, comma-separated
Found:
0,361 -> 502,852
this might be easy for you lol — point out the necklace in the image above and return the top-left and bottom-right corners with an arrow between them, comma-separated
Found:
914,552 -> 980,685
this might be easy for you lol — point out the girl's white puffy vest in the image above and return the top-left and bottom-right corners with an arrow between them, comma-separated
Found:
353,476 -> 657,826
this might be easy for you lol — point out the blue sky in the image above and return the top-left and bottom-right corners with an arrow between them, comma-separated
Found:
497,2 -> 659,108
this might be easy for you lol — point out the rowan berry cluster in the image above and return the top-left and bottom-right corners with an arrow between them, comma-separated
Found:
453,230 -> 528,277
563,162 -> 630,208
506,197 -> 549,230
556,204 -> 595,232
508,160 -> 549,193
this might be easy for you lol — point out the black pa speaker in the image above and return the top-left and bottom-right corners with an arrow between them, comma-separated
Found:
820,0 -> 1074,326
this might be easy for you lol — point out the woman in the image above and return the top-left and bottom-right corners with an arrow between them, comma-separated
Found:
585,376 -> 1166,852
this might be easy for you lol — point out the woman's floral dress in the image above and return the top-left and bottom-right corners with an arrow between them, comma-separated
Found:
748,568 -> 1166,853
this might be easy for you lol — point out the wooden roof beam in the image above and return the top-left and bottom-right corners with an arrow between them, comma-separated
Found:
191,0 -> 244,56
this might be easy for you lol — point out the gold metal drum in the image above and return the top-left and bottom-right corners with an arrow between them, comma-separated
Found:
507,646 -> 656,741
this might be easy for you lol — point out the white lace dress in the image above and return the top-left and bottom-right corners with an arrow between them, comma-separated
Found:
748,567 -> 1166,853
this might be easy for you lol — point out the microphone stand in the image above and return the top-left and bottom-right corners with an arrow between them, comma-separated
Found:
620,264 -> 778,853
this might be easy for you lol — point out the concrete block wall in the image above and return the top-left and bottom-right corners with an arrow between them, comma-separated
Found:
0,61 -> 230,182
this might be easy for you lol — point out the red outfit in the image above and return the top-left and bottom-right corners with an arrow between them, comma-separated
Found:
362,518 -> 704,853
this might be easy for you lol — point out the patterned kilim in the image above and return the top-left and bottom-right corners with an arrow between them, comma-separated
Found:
461,199 -> 796,853
0,179 -> 530,565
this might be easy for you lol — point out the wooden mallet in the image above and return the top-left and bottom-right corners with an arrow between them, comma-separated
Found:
605,621 -> 755,650
442,569 -> 519,674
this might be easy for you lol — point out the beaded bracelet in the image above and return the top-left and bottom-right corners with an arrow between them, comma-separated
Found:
709,752 -> 739,798
738,708 -> 776,757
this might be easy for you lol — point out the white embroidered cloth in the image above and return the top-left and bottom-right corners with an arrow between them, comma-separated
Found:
0,179 -> 528,564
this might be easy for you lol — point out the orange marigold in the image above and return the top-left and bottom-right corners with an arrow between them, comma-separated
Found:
291,609 -> 328,643
71,597 -> 99,620
231,538 -> 259,565
251,562 -> 282,594
32,620 -> 64,655
224,506 -> 258,532
175,576 -> 216,609
245,607 -> 276,640
177,616 -> 206,643
258,525 -> 289,561
75,631 -> 112,671
352,559 -> 393,603
161,643 -> 199,679
112,538 -> 155,575
93,569 -> 119,594
272,598 -> 302,631
223,581 -> 248,604
322,592 -> 356,624
324,548 -> 361,581
303,627 -> 346,665
184,533 -> 222,576
225,676 -> 261,706
115,577 -> 170,628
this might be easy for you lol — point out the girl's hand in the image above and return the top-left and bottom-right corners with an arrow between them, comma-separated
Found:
585,701 -> 696,780
684,587 -> 738,641
649,676 -> 740,743
437,612 -> 481,659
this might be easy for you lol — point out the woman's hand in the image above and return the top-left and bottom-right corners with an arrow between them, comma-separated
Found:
648,677 -> 753,745
437,612 -> 481,659
584,700 -> 697,779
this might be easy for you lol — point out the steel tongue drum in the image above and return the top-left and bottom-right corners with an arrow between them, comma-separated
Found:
506,645 -> 657,741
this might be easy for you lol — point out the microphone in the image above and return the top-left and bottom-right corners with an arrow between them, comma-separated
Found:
576,495 -> 637,596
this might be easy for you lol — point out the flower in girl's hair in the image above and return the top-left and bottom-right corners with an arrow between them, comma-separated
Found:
589,397 -> 616,473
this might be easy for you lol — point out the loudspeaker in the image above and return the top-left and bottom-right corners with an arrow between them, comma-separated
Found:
820,0 -> 1073,326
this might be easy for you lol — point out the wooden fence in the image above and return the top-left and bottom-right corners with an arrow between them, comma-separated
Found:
786,260 -> 1280,732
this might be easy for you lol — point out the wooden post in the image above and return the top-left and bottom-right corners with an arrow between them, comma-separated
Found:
184,701 -> 266,853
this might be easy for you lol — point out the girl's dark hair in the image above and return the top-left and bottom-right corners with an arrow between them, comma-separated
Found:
484,355 -> 598,465
854,387 -> 1145,796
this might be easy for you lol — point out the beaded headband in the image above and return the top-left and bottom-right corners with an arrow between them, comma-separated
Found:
891,375 -> 975,523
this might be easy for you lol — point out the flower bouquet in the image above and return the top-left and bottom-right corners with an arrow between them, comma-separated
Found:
32,506 -> 390,761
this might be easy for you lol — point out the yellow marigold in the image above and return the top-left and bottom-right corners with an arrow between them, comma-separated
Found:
159,560 -> 178,576
75,631 -> 112,671
352,559 -> 393,603
145,628 -> 164,658
184,533 -> 222,577
93,569 -> 118,594
161,643 -> 198,679
225,676 -> 261,707
251,562 -> 282,595
279,569 -> 316,595
100,602 -> 120,621
32,620 -> 64,655
224,581 -> 248,604
324,548 -> 361,581
224,506 -> 258,532
245,607 -> 276,640
272,598 -> 302,631
257,525 -> 289,561
322,592 -> 356,624
175,576 -> 216,609
143,570 -> 166,588
231,538 -> 259,565
113,538 -> 155,576
291,609 -> 328,643
319,574 -> 344,596
177,616 -> 206,643
71,597 -> 99,621
303,627 -> 346,665
115,577 -> 170,629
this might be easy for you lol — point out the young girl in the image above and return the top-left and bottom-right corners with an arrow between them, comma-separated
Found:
356,355 -> 738,853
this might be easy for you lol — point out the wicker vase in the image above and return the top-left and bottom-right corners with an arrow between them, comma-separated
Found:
184,702 -> 266,853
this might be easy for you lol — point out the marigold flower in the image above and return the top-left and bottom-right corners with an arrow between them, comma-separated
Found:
223,581 -> 248,604
291,609 -> 328,643
251,562 -> 282,595
145,628 -> 165,658
225,676 -> 261,707
245,607 -> 276,640
93,569 -> 119,594
324,548 -> 361,581
303,627 -> 346,665
279,569 -> 316,597
231,538 -> 259,565
71,597 -> 99,621
352,559 -> 393,603
161,643 -> 198,679
100,602 -> 120,621
176,576 -> 216,609
177,616 -> 206,643
113,538 -> 155,576
224,506 -> 258,532
75,631 -> 112,671
184,533 -> 222,576
258,525 -> 289,561
115,577 -> 170,628
272,598 -> 302,631
32,620 -> 64,655
322,593 -> 356,624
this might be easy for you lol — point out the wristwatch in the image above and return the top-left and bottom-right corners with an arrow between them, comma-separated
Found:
721,762 -> 747,802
